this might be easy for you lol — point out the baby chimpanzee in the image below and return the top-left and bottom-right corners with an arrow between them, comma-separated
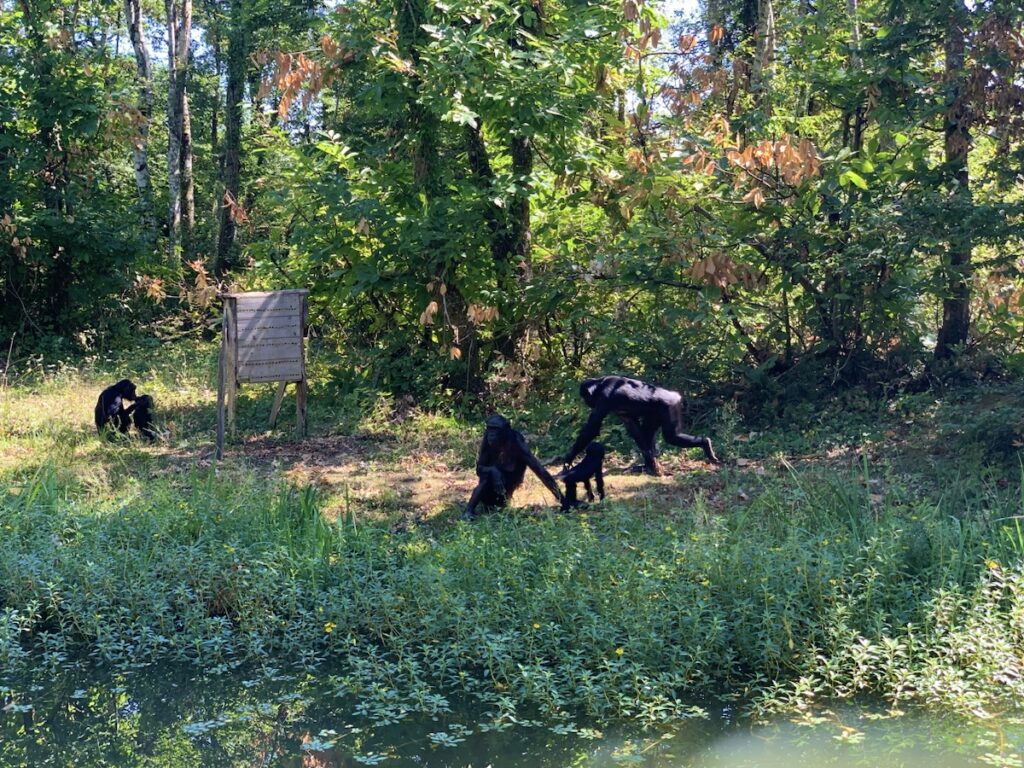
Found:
558,441 -> 606,511
130,394 -> 156,441
94,379 -> 137,439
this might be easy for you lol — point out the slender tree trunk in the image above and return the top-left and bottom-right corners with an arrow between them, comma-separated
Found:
125,0 -> 154,232
935,1 -> 973,359
214,0 -> 245,276
165,0 -> 181,260
396,0 -> 478,390
844,0 -> 865,152
177,0 -> 194,262
165,0 -> 194,265
751,0 -> 776,106
489,6 -> 541,362
180,85 -> 195,260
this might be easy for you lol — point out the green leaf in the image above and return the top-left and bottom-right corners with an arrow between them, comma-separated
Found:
840,171 -> 868,190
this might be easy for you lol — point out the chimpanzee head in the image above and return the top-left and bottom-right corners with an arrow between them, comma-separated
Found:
484,414 -> 511,446
585,441 -> 606,461
580,379 -> 599,407
116,379 -> 138,401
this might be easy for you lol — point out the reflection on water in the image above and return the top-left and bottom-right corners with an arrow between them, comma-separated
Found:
1,663 -> 1020,767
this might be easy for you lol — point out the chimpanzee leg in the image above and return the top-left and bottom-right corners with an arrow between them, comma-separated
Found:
661,402 -> 719,463
463,467 -> 508,520
638,416 -> 663,475
595,467 -> 605,500
563,481 -> 579,509
621,415 -> 660,474
582,478 -> 594,502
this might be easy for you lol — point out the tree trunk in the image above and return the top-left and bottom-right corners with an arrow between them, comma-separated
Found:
214,0 -> 246,277
935,1 -> 973,359
177,0 -> 194,262
489,6 -> 541,362
165,0 -> 194,265
843,0 -> 865,152
125,0 -> 154,232
181,84 -> 195,260
165,0 -> 181,261
751,0 -> 776,104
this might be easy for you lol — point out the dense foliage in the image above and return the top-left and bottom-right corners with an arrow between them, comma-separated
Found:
1,0 -> 1022,399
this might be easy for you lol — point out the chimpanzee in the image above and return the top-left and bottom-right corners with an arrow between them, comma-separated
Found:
557,441 -> 606,510
94,379 -> 137,439
463,414 -> 565,520
562,375 -> 719,475
129,394 -> 156,441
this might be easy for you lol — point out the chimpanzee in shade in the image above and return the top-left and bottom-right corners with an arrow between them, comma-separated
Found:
94,379 -> 137,439
130,394 -> 156,441
463,414 -> 564,520
562,375 -> 719,475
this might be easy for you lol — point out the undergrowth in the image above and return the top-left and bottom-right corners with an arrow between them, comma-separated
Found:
1,460 -> 1022,723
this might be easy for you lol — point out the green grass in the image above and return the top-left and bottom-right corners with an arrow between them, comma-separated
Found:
1,348 -> 1023,723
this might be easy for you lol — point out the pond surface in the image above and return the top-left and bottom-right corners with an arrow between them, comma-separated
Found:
1,663 -> 1021,767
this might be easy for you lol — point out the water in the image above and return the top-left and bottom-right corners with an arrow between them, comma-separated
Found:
1,663 -> 1021,767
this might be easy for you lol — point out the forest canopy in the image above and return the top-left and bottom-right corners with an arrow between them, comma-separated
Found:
2,0 -> 1022,402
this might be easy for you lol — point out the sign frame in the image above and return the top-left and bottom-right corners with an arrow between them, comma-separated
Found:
216,289 -> 309,459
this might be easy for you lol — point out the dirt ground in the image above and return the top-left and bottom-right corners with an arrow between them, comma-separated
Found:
210,433 -> 731,524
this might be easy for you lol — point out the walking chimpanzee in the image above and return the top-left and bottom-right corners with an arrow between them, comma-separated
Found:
463,414 -> 564,520
562,375 -> 719,475
94,379 -> 137,439
557,441 -> 606,510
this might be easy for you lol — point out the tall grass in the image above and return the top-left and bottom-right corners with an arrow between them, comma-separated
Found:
2,462 -> 1022,721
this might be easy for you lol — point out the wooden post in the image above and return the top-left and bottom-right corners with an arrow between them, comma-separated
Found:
215,305 -> 228,460
297,292 -> 308,438
225,297 -> 238,437
296,378 -> 307,438
268,381 -> 288,428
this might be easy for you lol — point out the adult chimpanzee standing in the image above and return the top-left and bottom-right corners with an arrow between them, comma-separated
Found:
562,375 -> 719,475
463,414 -> 564,520
94,379 -> 137,438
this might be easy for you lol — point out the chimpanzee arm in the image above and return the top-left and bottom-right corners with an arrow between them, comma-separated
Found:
518,433 -> 564,505
105,395 -> 123,419
564,406 -> 609,465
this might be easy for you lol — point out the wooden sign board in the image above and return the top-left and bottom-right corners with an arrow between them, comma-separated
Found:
216,290 -> 309,460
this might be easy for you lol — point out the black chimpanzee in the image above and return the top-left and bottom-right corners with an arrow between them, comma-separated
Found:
463,414 -> 564,520
562,375 -> 719,475
129,394 -> 156,441
94,379 -> 137,439
557,441 -> 606,510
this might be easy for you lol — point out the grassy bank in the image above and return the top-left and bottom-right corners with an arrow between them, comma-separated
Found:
1,354 -> 1023,723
